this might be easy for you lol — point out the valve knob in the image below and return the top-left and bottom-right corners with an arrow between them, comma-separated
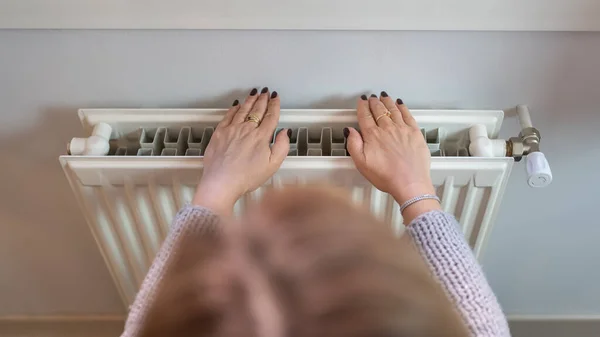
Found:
526,152 -> 552,187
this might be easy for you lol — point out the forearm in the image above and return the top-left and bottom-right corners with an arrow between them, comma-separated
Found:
121,205 -> 220,337
406,210 -> 510,337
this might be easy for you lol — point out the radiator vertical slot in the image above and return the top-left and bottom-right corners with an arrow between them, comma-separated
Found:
160,149 -> 177,156
102,186 -> 148,286
93,187 -> 139,302
331,127 -> 346,156
426,128 -> 441,152
297,127 -> 308,156
127,184 -> 163,262
250,185 -> 266,201
468,187 -> 492,248
163,127 -> 190,156
171,177 -> 184,210
199,128 -> 213,155
187,127 -> 214,155
383,193 -> 395,224
163,128 -> 179,152
233,197 -> 245,216
137,148 -> 153,156
306,127 -> 324,156
185,149 -> 201,156
369,187 -> 386,220
139,128 -> 166,156
272,176 -> 284,190
147,181 -> 170,237
458,179 -> 478,235
321,127 -> 332,156
351,186 -> 364,205
181,185 -> 196,204
81,186 -> 136,304
287,128 -> 299,156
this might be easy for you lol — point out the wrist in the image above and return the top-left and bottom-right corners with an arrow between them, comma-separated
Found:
400,199 -> 441,225
390,181 -> 436,205
192,181 -> 239,216
390,182 -> 440,225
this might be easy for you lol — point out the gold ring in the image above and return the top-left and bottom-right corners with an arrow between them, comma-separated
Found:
375,113 -> 391,123
246,114 -> 261,125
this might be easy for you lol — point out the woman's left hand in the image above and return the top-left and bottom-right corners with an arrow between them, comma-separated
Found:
193,88 -> 290,215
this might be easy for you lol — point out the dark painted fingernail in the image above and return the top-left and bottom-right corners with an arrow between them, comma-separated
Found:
360,94 -> 368,101
261,87 -> 269,94
381,91 -> 388,97
396,98 -> 404,105
232,99 -> 239,106
271,91 -> 278,99
287,129 -> 292,138
250,88 -> 258,96
343,128 -> 350,138
370,94 -> 377,98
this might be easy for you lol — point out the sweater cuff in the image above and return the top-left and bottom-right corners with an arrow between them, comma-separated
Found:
171,204 -> 221,235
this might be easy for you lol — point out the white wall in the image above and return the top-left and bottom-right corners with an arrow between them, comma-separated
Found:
3,0 -> 600,30
0,30 -> 599,316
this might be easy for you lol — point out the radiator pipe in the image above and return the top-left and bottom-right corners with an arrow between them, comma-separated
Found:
67,122 -> 112,156
468,124 -> 507,157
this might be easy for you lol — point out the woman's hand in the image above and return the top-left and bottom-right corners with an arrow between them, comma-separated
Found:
193,88 -> 290,216
346,93 -> 440,223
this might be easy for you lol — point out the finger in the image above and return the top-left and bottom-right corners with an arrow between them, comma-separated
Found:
232,88 -> 259,124
259,91 -> 280,135
248,87 -> 270,125
216,99 -> 240,129
369,94 -> 394,127
379,91 -> 403,125
270,128 -> 291,166
345,127 -> 366,166
395,98 -> 418,128
357,95 -> 377,130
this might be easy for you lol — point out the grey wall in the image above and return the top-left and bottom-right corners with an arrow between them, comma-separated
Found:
0,30 -> 599,316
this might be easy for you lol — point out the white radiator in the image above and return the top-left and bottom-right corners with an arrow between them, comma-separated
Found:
60,108 -> 513,307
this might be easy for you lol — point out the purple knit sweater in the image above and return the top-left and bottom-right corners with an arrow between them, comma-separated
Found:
122,206 -> 510,337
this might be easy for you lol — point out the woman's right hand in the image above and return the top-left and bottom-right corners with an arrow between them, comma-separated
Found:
345,93 -> 440,223
192,88 -> 290,216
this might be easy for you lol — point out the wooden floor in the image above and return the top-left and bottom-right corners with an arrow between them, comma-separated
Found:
1,319 -> 599,337
0,321 -> 124,337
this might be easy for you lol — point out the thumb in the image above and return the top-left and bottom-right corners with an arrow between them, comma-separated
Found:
345,127 -> 365,165
270,128 -> 291,166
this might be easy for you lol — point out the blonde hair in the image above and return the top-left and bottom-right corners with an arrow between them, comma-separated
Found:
140,186 -> 468,337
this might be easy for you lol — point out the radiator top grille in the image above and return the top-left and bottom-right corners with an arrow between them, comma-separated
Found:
109,126 -> 466,157
77,108 -> 504,158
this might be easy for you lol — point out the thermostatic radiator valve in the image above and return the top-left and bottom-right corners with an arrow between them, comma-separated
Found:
469,105 -> 552,188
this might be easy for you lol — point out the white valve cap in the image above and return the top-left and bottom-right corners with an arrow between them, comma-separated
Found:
526,152 -> 552,187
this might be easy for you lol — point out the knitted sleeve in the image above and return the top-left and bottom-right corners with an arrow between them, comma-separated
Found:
120,205 -> 219,337
407,210 -> 511,337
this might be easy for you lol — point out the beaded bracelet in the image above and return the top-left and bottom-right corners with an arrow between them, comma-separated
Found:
399,194 -> 441,214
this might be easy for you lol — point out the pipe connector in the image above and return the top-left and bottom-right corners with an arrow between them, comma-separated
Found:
67,122 -> 112,156
468,124 -> 506,157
